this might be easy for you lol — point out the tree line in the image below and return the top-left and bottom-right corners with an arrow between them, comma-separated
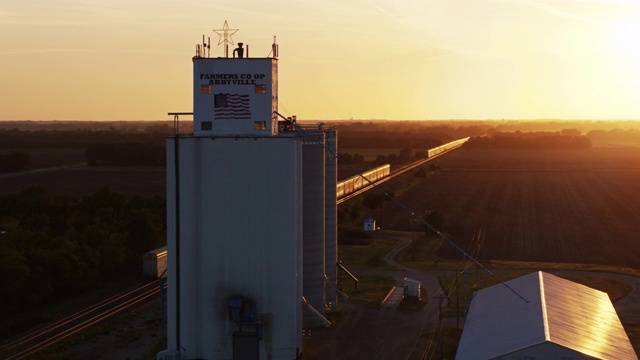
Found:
0,128 -> 170,149
338,148 -> 429,168
0,187 -> 165,334
339,133 -> 444,149
586,128 -> 640,143
85,143 -> 166,166
0,128 -> 170,167
465,131 -> 592,149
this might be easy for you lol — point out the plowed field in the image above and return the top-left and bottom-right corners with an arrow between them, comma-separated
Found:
386,147 -> 640,268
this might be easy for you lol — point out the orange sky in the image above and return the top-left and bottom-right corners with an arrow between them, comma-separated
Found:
1,0 -> 640,121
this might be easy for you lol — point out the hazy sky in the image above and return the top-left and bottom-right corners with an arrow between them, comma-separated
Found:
2,0 -> 640,121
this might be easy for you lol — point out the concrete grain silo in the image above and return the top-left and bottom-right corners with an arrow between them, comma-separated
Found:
302,128 -> 326,328
323,128 -> 338,312
160,23 -> 341,360
160,32 -> 304,360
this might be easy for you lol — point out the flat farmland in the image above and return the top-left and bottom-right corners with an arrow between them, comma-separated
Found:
387,147 -> 640,269
0,166 -> 166,197
3,147 -> 87,169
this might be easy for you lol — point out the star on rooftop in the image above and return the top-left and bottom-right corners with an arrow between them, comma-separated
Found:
213,20 -> 238,46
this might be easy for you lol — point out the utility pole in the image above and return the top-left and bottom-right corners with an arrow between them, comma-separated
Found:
455,271 -> 459,329
437,292 -> 445,360
409,218 -> 416,242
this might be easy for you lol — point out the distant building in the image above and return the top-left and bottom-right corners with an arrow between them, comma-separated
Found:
456,271 -> 638,360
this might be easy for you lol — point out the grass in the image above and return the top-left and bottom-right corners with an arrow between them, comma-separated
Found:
489,260 -> 640,278
419,327 -> 463,360
344,274 -> 396,308
338,232 -> 412,307
395,232 -> 461,271
338,236 -> 401,271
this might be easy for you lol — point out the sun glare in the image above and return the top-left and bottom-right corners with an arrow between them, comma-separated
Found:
602,13 -> 640,98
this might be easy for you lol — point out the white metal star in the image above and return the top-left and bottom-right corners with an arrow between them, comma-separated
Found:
213,20 -> 238,46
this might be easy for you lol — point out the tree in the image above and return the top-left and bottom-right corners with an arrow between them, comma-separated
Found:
125,208 -> 163,257
0,240 -> 30,314
398,148 -> 413,162
414,151 -> 427,159
338,153 -> 353,163
0,187 -> 167,315
374,154 -> 388,165
561,128 -> 581,137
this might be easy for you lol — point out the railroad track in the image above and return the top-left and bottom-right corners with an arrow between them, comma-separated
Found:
0,280 -> 164,360
337,144 -> 464,205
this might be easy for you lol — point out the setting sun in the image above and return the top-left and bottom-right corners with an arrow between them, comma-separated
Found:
601,12 -> 640,96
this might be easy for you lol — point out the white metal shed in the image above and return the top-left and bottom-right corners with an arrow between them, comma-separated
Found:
403,277 -> 421,301
456,271 -> 638,360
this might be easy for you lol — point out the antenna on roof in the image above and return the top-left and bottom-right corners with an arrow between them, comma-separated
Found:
195,34 -> 210,58
271,36 -> 278,58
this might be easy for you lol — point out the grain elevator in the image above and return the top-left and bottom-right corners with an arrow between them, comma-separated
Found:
158,24 -> 337,360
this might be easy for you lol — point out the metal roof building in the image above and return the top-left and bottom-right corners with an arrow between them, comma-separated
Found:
456,271 -> 638,360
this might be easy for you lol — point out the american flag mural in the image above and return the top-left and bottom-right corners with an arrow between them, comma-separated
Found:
214,93 -> 251,120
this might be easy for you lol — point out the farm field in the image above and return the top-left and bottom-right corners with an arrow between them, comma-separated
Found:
0,166 -> 166,197
3,147 -> 87,169
384,147 -> 640,269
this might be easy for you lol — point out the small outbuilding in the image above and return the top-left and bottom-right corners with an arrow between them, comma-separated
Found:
456,271 -> 638,360
403,277 -> 421,301
364,217 -> 376,231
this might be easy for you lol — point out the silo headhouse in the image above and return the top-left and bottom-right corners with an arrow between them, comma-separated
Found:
193,51 -> 278,136
159,22 -> 338,360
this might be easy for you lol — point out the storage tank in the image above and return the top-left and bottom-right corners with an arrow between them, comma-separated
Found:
165,136 -> 304,360
324,127 -> 338,312
302,127 -> 326,327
